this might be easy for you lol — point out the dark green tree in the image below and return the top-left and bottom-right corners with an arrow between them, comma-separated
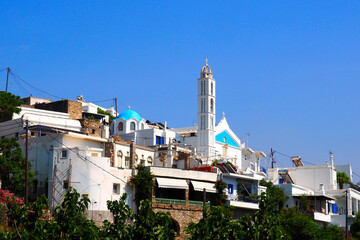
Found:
319,224 -> 344,240
0,137 -> 34,196
129,164 -> 154,209
351,211 -> 360,239
279,207 -> 320,240
0,92 -> 22,122
259,179 -> 288,212
185,205 -> 244,240
51,187 -> 99,239
101,193 -> 175,240
337,171 -> 351,189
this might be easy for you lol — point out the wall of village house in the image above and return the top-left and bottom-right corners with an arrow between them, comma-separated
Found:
286,166 -> 336,191
22,133 -> 135,225
113,143 -> 154,168
214,142 -> 242,168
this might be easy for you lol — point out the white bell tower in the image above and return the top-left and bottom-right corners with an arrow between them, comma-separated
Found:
197,59 -> 216,160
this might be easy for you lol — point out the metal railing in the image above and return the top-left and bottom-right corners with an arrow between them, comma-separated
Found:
155,198 -> 210,206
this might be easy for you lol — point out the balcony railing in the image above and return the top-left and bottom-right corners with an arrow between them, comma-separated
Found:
236,196 -> 259,204
155,198 -> 210,206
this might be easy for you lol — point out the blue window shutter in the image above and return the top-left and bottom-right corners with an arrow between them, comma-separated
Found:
228,184 -> 233,194
160,137 -> 164,145
156,136 -> 160,145
333,204 -> 337,214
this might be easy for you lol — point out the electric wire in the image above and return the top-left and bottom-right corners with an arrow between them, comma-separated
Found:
11,75 -> 31,96
10,72 -> 65,100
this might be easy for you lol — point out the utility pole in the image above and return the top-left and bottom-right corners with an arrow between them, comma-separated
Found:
5,67 -> 10,92
25,120 -> 29,203
270,148 -> 274,168
346,189 -> 348,239
114,97 -> 118,117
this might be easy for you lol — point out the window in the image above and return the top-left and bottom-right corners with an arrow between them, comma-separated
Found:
211,83 -> 213,95
63,180 -> 69,189
210,98 -> 214,113
118,122 -> 123,131
130,122 -> 136,130
141,123 -> 144,130
125,157 -> 130,169
91,152 -> 100,157
113,183 -> 120,194
117,151 -> 123,168
61,149 -> 68,158
228,184 -> 233,194
156,136 -> 164,145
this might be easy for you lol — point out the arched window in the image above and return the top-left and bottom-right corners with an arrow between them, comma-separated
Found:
210,99 -> 214,113
118,122 -> 123,131
130,122 -> 136,130
211,83 -> 213,95
141,123 -> 144,130
117,150 -> 123,168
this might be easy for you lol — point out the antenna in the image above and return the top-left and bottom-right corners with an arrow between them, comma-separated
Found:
246,133 -> 250,148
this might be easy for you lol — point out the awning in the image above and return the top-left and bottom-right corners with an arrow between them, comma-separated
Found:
191,180 -> 217,193
156,177 -> 188,189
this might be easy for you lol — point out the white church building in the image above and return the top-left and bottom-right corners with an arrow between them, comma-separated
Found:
111,59 -> 266,174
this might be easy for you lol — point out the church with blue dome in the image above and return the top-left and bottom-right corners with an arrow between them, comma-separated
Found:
111,59 -> 266,174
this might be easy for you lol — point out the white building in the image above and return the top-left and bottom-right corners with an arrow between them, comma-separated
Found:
267,156 -> 360,229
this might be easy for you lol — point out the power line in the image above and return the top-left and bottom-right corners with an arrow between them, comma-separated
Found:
10,72 -> 65,100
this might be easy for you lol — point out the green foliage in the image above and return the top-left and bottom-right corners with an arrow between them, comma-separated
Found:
185,205 -> 244,240
52,187 -> 99,239
0,137 -> 34,196
97,107 -> 115,123
337,171 -> 351,189
351,211 -> 360,239
0,188 -> 99,239
86,115 -> 98,121
101,193 -> 176,240
280,207 -> 320,240
129,164 -> 154,209
259,179 -> 288,213
213,179 -> 227,206
0,92 -> 22,122
300,194 -> 311,211
319,225 -> 344,240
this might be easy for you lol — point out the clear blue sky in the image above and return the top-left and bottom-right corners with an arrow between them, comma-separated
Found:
1,1 -> 360,181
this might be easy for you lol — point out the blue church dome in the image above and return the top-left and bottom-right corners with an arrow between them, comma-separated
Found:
115,109 -> 142,121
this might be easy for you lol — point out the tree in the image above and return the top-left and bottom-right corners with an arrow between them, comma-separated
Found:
129,164 -> 154,209
0,137 -> 34,196
337,171 -> 351,189
101,193 -> 176,240
0,92 -> 22,122
279,207 -> 320,240
97,107 -> 115,123
259,179 -> 288,212
351,211 -> 360,239
319,225 -> 344,240
213,179 -> 227,206
185,205 -> 245,240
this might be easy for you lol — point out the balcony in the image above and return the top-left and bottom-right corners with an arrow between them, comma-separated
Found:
155,198 -> 210,206
227,196 -> 259,210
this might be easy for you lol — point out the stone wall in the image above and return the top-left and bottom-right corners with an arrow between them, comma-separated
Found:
35,100 -> 82,119
105,142 -> 115,167
80,119 -> 102,138
153,203 -> 203,239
